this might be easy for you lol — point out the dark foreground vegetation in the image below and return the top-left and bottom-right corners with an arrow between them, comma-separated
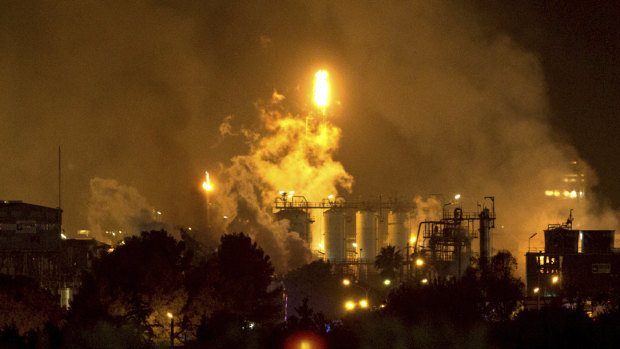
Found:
1,230 -> 619,348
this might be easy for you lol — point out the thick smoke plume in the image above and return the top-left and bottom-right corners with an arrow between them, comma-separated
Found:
211,92 -> 353,272
88,178 -> 166,244
327,2 -> 619,270
0,1 -> 617,276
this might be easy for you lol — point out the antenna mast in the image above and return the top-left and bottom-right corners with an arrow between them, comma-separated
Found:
58,146 -> 61,209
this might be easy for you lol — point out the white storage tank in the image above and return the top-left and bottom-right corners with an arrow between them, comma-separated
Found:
324,208 -> 345,262
356,210 -> 377,262
387,211 -> 409,254
377,210 -> 389,248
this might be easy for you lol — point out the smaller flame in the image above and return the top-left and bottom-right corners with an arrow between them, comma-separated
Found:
202,171 -> 213,191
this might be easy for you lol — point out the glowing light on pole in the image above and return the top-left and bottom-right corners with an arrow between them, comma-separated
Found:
314,70 -> 329,116
167,312 -> 174,348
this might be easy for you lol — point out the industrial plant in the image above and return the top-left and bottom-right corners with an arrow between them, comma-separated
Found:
274,193 -> 497,285
0,201 -> 108,308
526,211 -> 619,301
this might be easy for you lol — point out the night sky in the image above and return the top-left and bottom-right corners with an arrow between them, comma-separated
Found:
1,1 -> 618,261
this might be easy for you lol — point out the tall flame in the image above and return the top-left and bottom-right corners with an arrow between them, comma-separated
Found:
314,70 -> 329,110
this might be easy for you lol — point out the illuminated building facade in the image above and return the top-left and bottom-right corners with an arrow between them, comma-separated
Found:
544,161 -> 586,200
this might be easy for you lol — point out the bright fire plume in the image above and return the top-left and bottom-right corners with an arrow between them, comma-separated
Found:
314,70 -> 329,109
212,89 -> 353,272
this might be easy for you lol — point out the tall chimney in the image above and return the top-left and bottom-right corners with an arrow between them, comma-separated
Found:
479,208 -> 491,269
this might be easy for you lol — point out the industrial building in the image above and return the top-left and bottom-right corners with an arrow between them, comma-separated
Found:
525,212 -> 619,299
0,201 -> 107,307
413,199 -> 495,281
274,194 -> 496,284
544,161 -> 587,200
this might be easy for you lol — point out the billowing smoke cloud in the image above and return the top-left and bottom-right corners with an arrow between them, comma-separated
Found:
0,1 -> 617,276
327,2 -> 619,271
410,196 -> 443,226
211,92 -> 353,272
88,178 -> 166,244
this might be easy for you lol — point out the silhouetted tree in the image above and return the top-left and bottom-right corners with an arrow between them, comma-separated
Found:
374,245 -> 403,280
214,232 -> 281,324
482,250 -> 524,321
0,275 -> 63,344
184,233 -> 282,347
66,230 -> 190,346
286,297 -> 328,333
285,260 -> 345,320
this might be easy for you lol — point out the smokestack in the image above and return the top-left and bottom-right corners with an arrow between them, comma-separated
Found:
58,146 -> 62,231
479,208 -> 491,269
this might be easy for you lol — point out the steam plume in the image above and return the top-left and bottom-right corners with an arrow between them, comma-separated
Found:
88,178 -> 166,244
212,92 -> 353,272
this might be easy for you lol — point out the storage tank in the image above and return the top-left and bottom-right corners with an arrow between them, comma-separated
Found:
344,212 -> 357,259
544,228 -> 578,254
275,208 -> 311,244
387,211 -> 409,254
356,210 -> 377,262
581,230 -> 614,254
377,210 -> 389,248
324,208 -> 345,262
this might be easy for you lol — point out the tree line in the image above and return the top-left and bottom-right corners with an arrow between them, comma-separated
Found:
1,230 -> 620,348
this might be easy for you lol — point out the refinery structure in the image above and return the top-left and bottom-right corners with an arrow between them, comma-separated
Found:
274,192 -> 496,284
526,212 -> 620,300
2,68 -> 617,312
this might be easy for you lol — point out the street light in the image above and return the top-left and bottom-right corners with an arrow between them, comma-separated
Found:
552,276 -> 559,284
416,259 -> 424,266
345,301 -> 355,311
533,287 -> 541,310
384,279 -> 391,286
166,312 -> 174,349
342,278 -> 369,300
528,233 -> 537,252
359,300 -> 369,309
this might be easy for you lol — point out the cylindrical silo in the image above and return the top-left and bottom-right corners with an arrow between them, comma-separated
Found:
324,208 -> 345,262
387,211 -> 409,254
275,208 -> 311,244
356,210 -> 377,262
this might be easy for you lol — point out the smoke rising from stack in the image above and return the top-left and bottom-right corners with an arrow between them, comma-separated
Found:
0,1 -> 617,274
87,178 -> 166,244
